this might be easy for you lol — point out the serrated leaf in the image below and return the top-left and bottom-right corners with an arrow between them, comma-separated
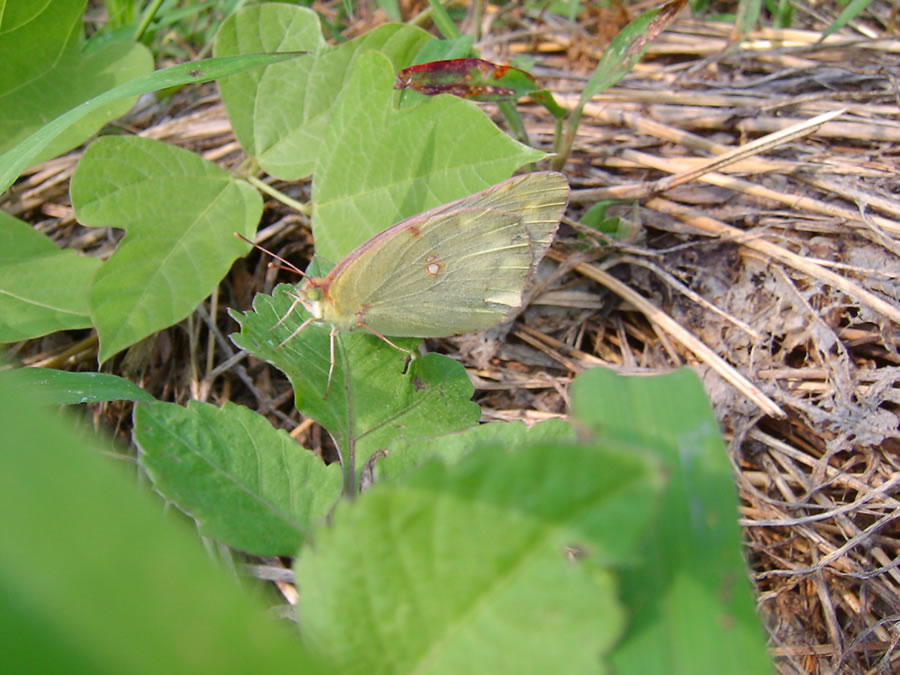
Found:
230,284 -> 480,491
135,400 -> 341,555
312,50 -> 544,262
570,367 -> 772,674
0,0 -> 153,164
0,212 -> 101,341
295,440 -> 662,673
70,136 -> 262,362
216,6 -> 429,179
0,368 -> 154,405
377,417 -> 575,482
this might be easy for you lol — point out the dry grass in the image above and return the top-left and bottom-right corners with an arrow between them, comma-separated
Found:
5,4 -> 899,673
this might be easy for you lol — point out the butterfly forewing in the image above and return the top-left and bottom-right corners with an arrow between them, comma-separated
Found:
320,172 -> 569,338
423,171 -> 569,265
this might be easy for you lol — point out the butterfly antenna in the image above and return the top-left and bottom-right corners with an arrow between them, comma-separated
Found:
234,232 -> 310,280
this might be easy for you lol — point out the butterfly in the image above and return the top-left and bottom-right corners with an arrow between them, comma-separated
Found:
242,171 -> 569,395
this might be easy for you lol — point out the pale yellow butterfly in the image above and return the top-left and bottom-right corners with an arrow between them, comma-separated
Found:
242,171 -> 568,394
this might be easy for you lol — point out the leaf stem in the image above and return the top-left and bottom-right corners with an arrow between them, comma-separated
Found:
245,176 -> 311,215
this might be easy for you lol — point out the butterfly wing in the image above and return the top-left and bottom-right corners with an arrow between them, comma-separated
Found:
419,171 -> 569,266
320,172 -> 568,337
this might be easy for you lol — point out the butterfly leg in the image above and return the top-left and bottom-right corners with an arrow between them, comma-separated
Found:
274,292 -> 306,330
277,314 -> 316,349
358,323 -> 418,373
324,325 -> 337,399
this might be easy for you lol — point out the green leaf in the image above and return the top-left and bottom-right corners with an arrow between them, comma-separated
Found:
313,50 -> 544,262
0,360 -> 325,673
0,51 -> 301,195
0,1 -> 153,164
215,6 -> 429,179
135,400 -> 341,555
0,368 -> 155,405
0,211 -> 101,341
377,417 -> 575,482
581,199 -> 633,238
0,0 -> 85,83
229,284 -> 481,490
295,439 -> 662,673
570,367 -> 773,674
70,135 -> 262,362
214,4 -> 327,178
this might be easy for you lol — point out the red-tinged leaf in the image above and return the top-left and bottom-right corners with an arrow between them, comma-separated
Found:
394,58 -> 537,102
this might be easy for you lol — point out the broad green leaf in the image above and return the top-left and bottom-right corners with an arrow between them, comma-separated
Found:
570,367 -> 773,674
0,52 -> 301,195
230,284 -> 480,492
214,4 -> 326,176
377,417 -> 575,482
0,363 -> 324,673
0,211 -> 101,341
0,0 -> 153,164
295,440 -> 663,673
135,400 -> 341,555
0,368 -> 154,405
71,136 -> 262,362
215,6 -> 429,179
0,0 -> 86,84
313,50 -> 544,262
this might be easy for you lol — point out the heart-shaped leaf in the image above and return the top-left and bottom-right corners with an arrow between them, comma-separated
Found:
312,50 -> 545,262
71,136 -> 261,362
215,6 -> 429,179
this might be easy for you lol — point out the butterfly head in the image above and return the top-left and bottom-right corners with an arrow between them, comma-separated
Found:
297,278 -> 331,320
